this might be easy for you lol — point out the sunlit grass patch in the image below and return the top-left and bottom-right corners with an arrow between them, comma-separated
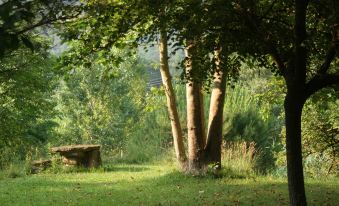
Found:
0,163 -> 338,206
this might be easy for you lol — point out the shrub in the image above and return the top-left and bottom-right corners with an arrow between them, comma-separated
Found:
223,85 -> 282,173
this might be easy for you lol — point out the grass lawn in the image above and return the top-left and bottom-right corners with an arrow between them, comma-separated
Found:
0,163 -> 338,206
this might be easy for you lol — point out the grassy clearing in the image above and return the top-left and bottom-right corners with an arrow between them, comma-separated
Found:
0,163 -> 338,206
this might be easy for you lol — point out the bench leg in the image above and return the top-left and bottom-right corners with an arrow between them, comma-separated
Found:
87,150 -> 102,168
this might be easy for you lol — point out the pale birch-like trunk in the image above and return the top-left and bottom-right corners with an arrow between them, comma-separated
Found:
159,30 -> 187,168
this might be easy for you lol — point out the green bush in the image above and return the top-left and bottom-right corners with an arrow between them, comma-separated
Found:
0,45 -> 58,169
223,85 -> 282,173
301,89 -> 338,177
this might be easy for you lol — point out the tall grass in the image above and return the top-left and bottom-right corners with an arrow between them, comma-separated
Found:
222,141 -> 257,176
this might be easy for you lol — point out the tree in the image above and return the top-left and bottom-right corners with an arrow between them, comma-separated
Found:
177,1 -> 245,171
163,0 -> 230,171
201,0 -> 242,169
58,0 -> 193,168
232,0 -> 338,204
0,0 -> 81,168
185,39 -> 207,171
156,3 -> 187,167
0,43 -> 57,168
58,0 -> 243,173
159,29 -> 187,168
54,46 -> 147,155
204,47 -> 227,169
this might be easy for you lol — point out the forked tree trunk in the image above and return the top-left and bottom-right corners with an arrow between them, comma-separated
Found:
185,42 -> 206,172
159,30 -> 187,168
204,48 -> 227,169
285,90 -> 307,206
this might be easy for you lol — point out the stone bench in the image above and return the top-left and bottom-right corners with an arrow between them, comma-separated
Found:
50,144 -> 102,168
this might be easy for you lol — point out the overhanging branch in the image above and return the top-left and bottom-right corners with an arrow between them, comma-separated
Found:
318,39 -> 338,74
15,13 -> 81,36
305,72 -> 339,98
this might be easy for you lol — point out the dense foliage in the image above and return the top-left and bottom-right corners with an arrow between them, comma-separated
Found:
0,43 -> 57,168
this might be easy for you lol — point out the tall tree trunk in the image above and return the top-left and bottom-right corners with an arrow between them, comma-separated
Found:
204,48 -> 227,169
159,30 -> 187,168
284,90 -> 307,206
284,1 -> 308,205
185,41 -> 206,172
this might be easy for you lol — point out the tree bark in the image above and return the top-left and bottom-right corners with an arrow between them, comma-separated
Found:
159,30 -> 187,168
284,91 -> 307,206
199,89 -> 207,146
204,48 -> 227,169
185,41 -> 206,172
284,1 -> 308,205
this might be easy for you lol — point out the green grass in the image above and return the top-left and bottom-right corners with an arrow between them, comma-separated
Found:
0,163 -> 338,206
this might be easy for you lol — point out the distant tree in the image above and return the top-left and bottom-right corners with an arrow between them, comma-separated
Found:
54,46 -> 147,154
0,43 -> 57,167
0,0 -> 80,167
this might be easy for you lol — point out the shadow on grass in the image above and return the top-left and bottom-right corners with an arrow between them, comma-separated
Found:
0,168 -> 338,206
102,165 -> 150,172
42,164 -> 151,174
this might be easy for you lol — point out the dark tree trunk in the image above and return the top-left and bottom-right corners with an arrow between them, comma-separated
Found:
284,1 -> 308,205
159,29 -> 187,168
204,48 -> 227,169
185,42 -> 206,172
284,90 -> 307,206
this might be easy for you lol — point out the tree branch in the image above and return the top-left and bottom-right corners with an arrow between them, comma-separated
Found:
318,38 -> 338,75
235,5 -> 288,76
15,13 -> 81,36
305,72 -> 339,98
267,44 -> 287,76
